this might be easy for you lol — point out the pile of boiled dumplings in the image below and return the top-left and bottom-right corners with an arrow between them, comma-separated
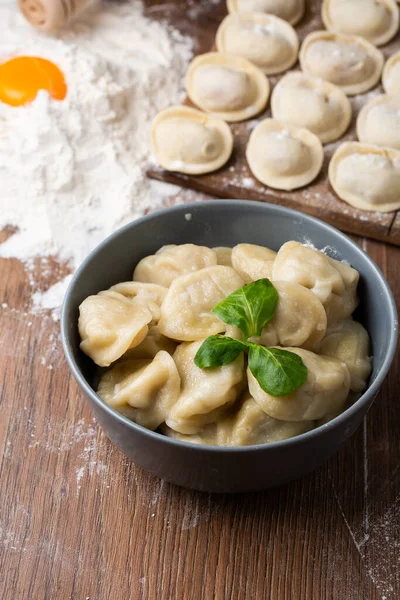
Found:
151,0 -> 400,213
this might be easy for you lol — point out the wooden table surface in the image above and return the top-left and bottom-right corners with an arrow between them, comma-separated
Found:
1,2 -> 399,599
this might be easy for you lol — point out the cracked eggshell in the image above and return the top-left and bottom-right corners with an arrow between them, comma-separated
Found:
271,71 -> 352,144
357,94 -> 400,150
246,118 -> 324,190
300,31 -> 384,96
186,52 -> 270,122
216,13 -> 299,76
151,106 -> 233,175
329,141 -> 400,212
383,50 -> 400,96
321,0 -> 399,47
227,0 -> 305,26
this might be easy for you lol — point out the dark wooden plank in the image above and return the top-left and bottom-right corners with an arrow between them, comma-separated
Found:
147,0 -> 400,246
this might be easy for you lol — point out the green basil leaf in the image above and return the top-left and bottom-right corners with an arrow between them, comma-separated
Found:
194,336 -> 247,368
212,279 -> 279,340
248,345 -> 308,397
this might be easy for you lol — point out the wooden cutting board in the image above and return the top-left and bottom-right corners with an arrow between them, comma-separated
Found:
147,1 -> 400,246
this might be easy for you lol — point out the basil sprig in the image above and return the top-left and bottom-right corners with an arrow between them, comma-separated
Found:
194,278 -> 308,397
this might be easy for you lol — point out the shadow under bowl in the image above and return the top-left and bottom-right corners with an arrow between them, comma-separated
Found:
61,200 -> 398,493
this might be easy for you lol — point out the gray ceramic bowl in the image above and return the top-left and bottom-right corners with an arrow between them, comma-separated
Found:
61,201 -> 398,493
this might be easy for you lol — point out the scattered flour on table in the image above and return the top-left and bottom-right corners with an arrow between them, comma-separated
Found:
0,0 -> 193,314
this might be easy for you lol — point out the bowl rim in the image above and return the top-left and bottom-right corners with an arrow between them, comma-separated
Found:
61,199 -> 398,452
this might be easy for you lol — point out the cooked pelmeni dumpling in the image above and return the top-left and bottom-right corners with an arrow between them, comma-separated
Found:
118,325 -> 177,360
163,393 -> 314,446
357,95 -> 400,151
186,53 -> 269,122
216,13 -> 299,76
213,246 -> 233,266
300,31 -> 384,96
133,244 -> 217,288
97,351 -> 180,430
151,106 -> 233,174
158,266 -> 245,341
78,291 -> 152,367
246,118 -> 324,190
271,72 -> 352,144
319,319 -> 371,392
231,243 -> 277,282
166,341 -> 245,434
227,0 -> 305,26
382,51 -> 400,96
251,281 -> 327,350
322,0 -> 399,46
329,142 -> 400,212
109,282 -> 167,323
272,241 -> 359,323
248,348 -> 351,421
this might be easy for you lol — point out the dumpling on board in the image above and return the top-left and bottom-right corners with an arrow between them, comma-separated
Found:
227,0 -> 305,26
97,351 -> 181,430
166,340 -> 245,434
250,281 -> 327,350
158,265 -> 245,341
78,290 -> 152,367
133,244 -> 217,288
319,319 -> 371,392
248,347 -> 351,421
231,243 -> 277,282
272,241 -> 359,323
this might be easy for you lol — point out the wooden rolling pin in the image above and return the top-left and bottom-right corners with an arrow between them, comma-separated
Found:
18,0 -> 95,31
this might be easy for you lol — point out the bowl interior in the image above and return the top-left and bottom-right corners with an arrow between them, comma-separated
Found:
63,201 -> 397,425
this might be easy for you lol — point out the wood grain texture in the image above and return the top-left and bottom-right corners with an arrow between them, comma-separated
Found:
0,2 -> 399,600
147,0 -> 400,246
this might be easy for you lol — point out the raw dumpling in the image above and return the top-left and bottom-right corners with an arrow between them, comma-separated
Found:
271,72 -> 352,144
163,393 -> 314,446
357,95 -> 400,151
78,291 -> 152,367
166,340 -> 245,434
213,246 -> 233,266
382,50 -> 400,96
231,243 -> 277,282
319,319 -> 371,392
186,53 -> 270,122
216,13 -> 299,76
133,244 -> 217,288
329,141 -> 400,212
322,0 -> 399,46
246,118 -> 324,190
151,106 -> 233,174
158,265 -> 245,341
248,347 -> 351,421
109,281 -> 167,323
250,281 -> 327,350
97,351 -> 181,430
272,241 -> 359,323
118,325 -> 177,360
227,0 -> 305,26
300,31 -> 384,95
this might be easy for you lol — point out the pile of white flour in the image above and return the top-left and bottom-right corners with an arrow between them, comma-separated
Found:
0,0 -> 193,313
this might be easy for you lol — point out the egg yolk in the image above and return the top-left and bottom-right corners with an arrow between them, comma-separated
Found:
0,56 -> 67,107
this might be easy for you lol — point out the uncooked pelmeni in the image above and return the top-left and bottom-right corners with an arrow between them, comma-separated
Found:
246,118 -> 324,189
383,50 -> 400,96
321,0 -> 399,46
300,31 -> 384,96
357,94 -> 400,151
227,0 -> 305,26
151,106 -> 233,174
216,13 -> 299,76
329,142 -> 400,212
271,72 -> 352,144
186,53 -> 269,122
